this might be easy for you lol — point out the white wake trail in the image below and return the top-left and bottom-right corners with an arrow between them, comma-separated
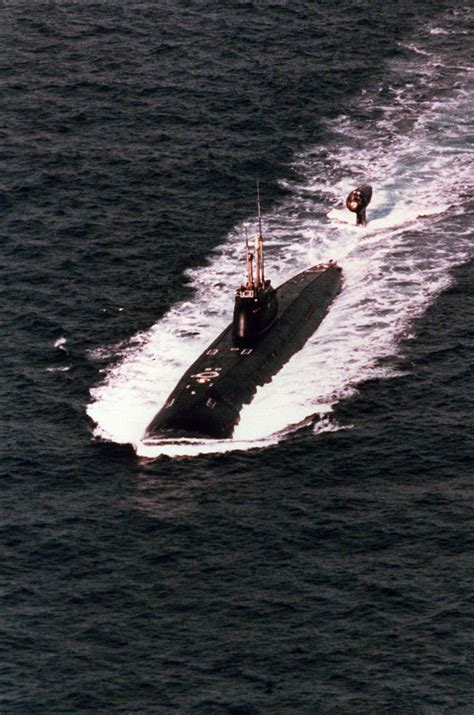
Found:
87,22 -> 473,458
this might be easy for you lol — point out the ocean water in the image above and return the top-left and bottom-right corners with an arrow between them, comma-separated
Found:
1,1 -> 473,712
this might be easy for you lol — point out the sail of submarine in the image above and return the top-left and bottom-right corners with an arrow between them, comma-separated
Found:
145,190 -> 342,440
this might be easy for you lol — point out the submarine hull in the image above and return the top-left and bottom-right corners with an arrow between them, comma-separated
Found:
145,263 -> 342,440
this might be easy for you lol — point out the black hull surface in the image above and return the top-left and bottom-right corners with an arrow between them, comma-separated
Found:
145,263 -> 342,439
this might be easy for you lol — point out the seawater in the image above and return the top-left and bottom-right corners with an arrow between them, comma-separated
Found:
1,1 -> 472,712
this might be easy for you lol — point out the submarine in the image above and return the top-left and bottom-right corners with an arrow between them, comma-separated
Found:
346,184 -> 372,225
145,193 -> 342,440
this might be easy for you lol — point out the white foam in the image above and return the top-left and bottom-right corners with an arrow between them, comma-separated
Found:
87,20 -> 473,459
54,337 -> 67,350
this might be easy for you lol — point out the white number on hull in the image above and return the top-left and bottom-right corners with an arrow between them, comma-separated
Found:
191,367 -> 222,384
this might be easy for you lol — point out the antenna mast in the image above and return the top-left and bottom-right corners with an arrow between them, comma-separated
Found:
245,227 -> 254,287
256,180 -> 265,286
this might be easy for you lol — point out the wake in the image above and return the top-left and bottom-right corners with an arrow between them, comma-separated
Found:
87,17 -> 473,458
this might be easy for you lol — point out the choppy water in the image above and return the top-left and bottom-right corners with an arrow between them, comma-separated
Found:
1,1 -> 473,712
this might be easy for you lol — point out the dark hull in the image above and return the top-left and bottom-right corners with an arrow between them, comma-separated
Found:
145,263 -> 342,439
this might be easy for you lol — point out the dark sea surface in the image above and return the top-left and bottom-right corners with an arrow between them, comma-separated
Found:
1,1 -> 473,712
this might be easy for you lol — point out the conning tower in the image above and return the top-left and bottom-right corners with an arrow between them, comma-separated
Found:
232,185 -> 278,344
